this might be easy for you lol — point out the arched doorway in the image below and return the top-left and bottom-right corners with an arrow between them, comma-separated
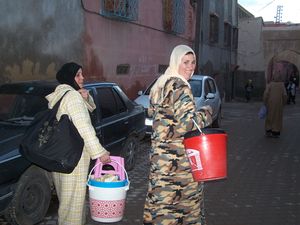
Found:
266,50 -> 300,86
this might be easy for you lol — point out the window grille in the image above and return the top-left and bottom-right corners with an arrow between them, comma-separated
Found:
163,0 -> 185,34
101,0 -> 138,21
209,14 -> 219,43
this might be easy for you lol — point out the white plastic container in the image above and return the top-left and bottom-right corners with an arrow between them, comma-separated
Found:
87,157 -> 130,223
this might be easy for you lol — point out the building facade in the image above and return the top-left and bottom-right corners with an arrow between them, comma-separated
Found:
263,23 -> 300,86
236,6 -> 266,100
0,0 -> 238,100
196,0 -> 239,101
236,4 -> 300,101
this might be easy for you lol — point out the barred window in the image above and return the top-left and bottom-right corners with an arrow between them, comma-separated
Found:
209,14 -> 219,43
224,22 -> 231,47
101,0 -> 138,21
163,0 -> 185,34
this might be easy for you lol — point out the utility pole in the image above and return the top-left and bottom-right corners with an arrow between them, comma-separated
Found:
274,5 -> 283,23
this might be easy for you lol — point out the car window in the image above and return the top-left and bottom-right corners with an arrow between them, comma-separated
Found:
204,80 -> 211,95
112,88 -> 127,113
144,79 -> 157,95
189,79 -> 202,97
95,87 -> 127,119
0,94 -> 48,120
207,79 -> 216,93
0,94 -> 16,120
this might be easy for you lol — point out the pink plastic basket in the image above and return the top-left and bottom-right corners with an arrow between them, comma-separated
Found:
93,156 -> 125,181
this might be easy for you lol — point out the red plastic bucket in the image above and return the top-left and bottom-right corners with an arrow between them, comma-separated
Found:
183,128 -> 227,182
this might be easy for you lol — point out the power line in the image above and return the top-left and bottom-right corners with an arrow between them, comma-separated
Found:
258,0 -> 277,12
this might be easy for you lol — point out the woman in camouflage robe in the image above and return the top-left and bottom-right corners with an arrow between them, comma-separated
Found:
143,45 -> 212,225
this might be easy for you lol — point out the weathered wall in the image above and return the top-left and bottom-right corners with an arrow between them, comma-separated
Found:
235,17 -> 265,101
238,17 -> 264,71
0,0 -> 239,100
0,0 -> 84,83
82,0 -> 196,99
0,0 -> 197,99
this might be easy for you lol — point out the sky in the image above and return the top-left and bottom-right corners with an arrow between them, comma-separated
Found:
238,0 -> 300,23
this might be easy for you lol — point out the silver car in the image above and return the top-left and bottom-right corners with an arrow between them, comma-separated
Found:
134,75 -> 222,134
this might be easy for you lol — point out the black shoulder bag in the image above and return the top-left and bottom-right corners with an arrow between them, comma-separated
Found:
20,91 -> 84,173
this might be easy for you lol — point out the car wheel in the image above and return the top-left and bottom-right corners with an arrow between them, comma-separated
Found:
212,108 -> 221,128
120,136 -> 138,171
4,166 -> 52,225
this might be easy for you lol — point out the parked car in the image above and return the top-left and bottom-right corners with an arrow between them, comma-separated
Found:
134,75 -> 222,134
0,80 -> 146,225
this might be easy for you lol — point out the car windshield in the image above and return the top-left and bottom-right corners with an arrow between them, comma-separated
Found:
0,93 -> 48,123
144,78 -> 202,98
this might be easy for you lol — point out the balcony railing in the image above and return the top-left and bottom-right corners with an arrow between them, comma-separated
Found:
163,0 -> 185,34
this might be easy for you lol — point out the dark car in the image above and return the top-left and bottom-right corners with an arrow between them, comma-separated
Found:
0,80 -> 146,225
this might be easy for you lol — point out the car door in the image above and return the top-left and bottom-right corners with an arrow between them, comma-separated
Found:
90,86 -> 129,155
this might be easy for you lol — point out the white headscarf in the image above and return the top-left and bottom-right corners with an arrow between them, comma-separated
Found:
149,44 -> 196,105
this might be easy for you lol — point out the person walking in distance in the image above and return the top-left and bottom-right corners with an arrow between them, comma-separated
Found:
263,71 -> 287,138
287,79 -> 296,104
245,79 -> 254,102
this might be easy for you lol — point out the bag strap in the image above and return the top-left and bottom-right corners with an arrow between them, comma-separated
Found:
51,90 -> 71,113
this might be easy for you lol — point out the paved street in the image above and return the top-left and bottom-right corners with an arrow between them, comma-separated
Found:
1,101 -> 299,225
205,101 -> 300,225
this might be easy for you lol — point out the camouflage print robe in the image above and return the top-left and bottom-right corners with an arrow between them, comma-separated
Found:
144,77 -> 209,225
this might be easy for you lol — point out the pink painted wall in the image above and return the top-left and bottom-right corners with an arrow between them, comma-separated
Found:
82,0 -> 196,99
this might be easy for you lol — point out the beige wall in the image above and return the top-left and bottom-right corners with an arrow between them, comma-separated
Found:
263,25 -> 300,81
238,17 -> 265,71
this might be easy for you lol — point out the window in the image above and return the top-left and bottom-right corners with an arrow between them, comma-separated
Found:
116,64 -> 130,75
224,22 -> 231,47
209,14 -> 219,43
96,87 -> 127,119
207,79 -> 217,93
232,27 -> 238,49
189,80 -> 202,97
204,80 -> 211,96
163,0 -> 185,34
101,0 -> 138,21
0,94 -> 48,119
204,79 -> 217,96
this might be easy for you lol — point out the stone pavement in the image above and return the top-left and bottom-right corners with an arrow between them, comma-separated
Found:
1,101 -> 299,225
204,101 -> 300,225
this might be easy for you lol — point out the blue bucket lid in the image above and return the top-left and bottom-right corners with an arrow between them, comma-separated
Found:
88,179 -> 128,188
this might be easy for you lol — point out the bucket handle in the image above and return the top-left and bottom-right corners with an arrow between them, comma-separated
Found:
87,159 -> 130,190
192,118 -> 203,134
